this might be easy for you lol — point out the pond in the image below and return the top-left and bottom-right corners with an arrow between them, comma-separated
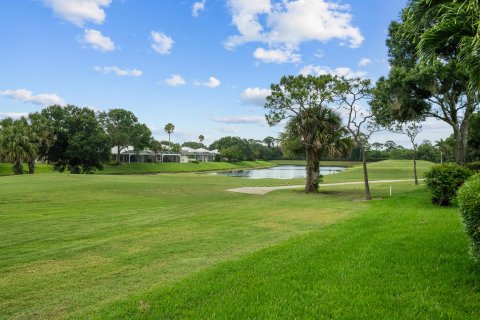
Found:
209,165 -> 346,180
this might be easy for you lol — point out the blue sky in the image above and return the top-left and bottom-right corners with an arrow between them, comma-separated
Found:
0,0 -> 452,146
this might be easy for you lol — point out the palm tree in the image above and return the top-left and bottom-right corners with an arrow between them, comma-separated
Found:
404,0 -> 480,89
283,108 -> 353,192
199,134 -> 205,144
150,139 -> 162,163
164,123 -> 175,148
263,136 -> 275,148
27,113 -> 54,174
0,119 -> 37,174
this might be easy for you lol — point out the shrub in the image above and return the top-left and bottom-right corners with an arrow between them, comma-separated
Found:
466,162 -> 480,172
424,163 -> 473,206
190,160 -> 200,164
457,174 -> 480,260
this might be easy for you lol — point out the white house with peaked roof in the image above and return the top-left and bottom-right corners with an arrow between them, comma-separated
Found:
181,147 -> 219,162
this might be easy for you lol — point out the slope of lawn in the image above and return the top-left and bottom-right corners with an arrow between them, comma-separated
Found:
323,159 -> 434,183
99,160 -> 273,174
97,186 -> 480,319
2,159 -> 470,320
0,173 -> 361,320
271,160 -> 361,167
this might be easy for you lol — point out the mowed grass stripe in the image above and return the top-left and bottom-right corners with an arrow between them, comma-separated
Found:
97,187 -> 480,320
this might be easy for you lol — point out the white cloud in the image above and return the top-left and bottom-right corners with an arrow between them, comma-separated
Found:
300,65 -> 367,79
0,89 -> 65,106
43,0 -> 111,26
94,66 -> 142,77
253,47 -> 301,64
358,57 -> 371,67
82,29 -> 115,51
0,112 -> 30,120
165,74 -> 186,86
241,87 -> 271,106
151,31 -> 174,55
192,0 -> 206,17
213,115 -> 266,125
225,0 -> 363,63
195,76 -> 221,88
219,125 -> 239,133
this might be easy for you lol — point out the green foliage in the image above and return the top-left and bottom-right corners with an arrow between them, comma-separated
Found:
99,109 -> 152,163
403,0 -> 480,90
209,136 -> 283,162
457,174 -> 480,260
41,105 -> 110,174
468,113 -> 480,161
424,163 -> 473,206
182,141 -> 206,149
0,118 -> 36,174
465,162 -> 480,172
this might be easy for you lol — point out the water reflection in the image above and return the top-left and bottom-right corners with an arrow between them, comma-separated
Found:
210,165 -> 345,179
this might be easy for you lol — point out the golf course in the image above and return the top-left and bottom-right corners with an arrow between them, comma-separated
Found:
2,160 -> 479,319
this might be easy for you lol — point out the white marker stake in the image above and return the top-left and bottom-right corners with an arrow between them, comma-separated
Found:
390,186 -> 392,197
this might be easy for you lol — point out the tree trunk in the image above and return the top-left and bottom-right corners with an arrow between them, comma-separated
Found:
28,159 -> 35,174
413,148 -> 418,185
453,94 -> 474,165
153,152 -> 157,163
304,147 -> 317,193
116,146 -> 121,164
361,145 -> 372,200
13,160 -> 23,175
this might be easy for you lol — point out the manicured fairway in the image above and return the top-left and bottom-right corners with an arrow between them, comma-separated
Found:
1,160 -> 478,319
0,172 -> 357,319
98,186 -> 480,319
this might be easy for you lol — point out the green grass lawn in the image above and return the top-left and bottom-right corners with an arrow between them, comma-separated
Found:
0,161 -> 273,176
323,159 -> 433,183
100,160 -> 274,174
1,160 -> 477,319
0,163 -> 55,175
271,159 -> 362,167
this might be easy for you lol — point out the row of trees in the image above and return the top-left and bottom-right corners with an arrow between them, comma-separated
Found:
209,136 -> 283,161
0,106 -> 182,173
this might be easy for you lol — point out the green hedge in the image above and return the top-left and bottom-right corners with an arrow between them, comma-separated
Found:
457,174 -> 480,260
424,163 -> 473,206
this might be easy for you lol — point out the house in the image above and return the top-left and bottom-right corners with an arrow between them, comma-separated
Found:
111,146 -> 181,163
180,147 -> 219,162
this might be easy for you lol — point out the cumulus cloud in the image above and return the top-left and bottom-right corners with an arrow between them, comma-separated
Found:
82,29 -> 115,51
165,74 -> 186,86
253,47 -> 301,63
358,57 -> 371,67
213,115 -> 266,125
225,0 -> 363,63
43,0 -> 111,26
151,31 -> 174,55
195,76 -> 221,88
0,89 -> 65,106
299,65 -> 367,79
94,66 -> 142,77
192,0 -> 206,17
241,87 -> 271,106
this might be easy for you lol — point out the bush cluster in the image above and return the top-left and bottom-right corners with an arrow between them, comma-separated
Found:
424,163 -> 473,206
457,174 -> 480,260
466,162 -> 480,172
